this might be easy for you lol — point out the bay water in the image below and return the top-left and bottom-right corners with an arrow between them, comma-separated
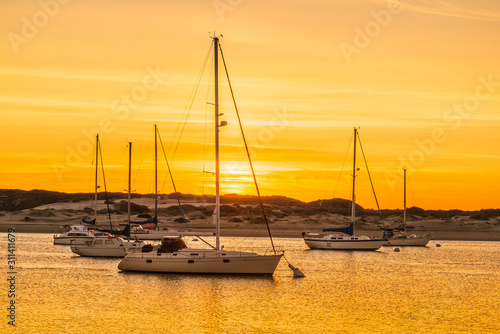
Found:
1,233 -> 499,333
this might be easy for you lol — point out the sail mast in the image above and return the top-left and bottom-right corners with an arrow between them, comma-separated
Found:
403,168 -> 407,227
128,142 -> 132,241
214,36 -> 221,250
352,128 -> 357,235
94,134 -> 99,220
155,125 -> 158,229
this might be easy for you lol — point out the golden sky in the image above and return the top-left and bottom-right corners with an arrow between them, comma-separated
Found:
1,0 -> 499,210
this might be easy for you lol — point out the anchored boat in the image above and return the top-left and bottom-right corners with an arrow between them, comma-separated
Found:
118,35 -> 283,274
302,128 -> 385,251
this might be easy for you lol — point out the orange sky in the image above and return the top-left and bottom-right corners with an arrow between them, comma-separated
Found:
1,0 -> 499,210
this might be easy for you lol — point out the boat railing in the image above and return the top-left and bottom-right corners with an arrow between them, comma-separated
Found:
128,245 -> 284,258
264,246 -> 284,256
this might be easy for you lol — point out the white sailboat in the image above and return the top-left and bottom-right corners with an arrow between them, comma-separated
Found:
118,35 -> 283,274
70,142 -> 147,256
383,169 -> 431,246
302,128 -> 385,251
53,225 -> 95,245
129,125 -> 199,240
54,134 -> 104,245
70,234 -> 145,257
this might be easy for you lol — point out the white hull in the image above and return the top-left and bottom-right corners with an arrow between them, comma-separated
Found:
71,244 -> 127,257
118,249 -> 282,275
54,225 -> 95,245
303,237 -> 385,251
130,230 -> 172,240
54,236 -> 94,245
384,236 -> 430,247
70,238 -> 145,257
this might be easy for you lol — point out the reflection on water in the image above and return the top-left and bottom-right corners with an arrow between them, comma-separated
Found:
1,234 -> 499,333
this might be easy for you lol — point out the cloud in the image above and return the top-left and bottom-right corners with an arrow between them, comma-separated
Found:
404,0 -> 500,22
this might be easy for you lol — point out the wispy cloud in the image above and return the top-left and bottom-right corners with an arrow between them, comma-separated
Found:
367,0 -> 500,22
404,0 -> 500,22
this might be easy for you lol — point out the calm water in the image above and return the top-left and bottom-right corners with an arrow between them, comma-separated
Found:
1,233 -> 500,333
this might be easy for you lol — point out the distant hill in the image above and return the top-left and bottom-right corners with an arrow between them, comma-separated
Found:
0,189 -> 130,212
1,189 -> 499,219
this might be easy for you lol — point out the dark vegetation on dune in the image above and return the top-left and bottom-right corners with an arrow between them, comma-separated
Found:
1,189 -> 499,221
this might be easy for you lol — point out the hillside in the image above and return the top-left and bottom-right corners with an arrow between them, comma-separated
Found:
1,189 -> 499,218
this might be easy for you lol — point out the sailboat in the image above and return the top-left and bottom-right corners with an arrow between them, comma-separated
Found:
118,35 -> 283,274
383,169 -> 431,246
129,125 -> 208,240
70,142 -> 146,257
53,225 -> 95,245
302,128 -> 385,251
54,134 -> 105,245
69,232 -> 145,257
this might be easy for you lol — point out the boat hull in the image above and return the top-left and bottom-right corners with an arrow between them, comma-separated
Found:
118,249 -> 282,275
70,244 -> 127,257
130,231 -> 169,240
53,236 -> 94,245
303,238 -> 385,251
70,239 -> 144,257
384,236 -> 430,247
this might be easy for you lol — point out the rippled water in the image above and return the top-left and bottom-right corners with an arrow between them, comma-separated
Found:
1,233 -> 500,333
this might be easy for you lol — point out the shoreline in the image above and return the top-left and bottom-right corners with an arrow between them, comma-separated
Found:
2,198 -> 499,242
2,223 -> 499,242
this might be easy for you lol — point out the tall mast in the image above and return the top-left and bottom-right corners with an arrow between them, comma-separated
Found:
352,128 -> 357,235
94,134 -> 99,220
154,124 -> 158,229
403,168 -> 407,227
128,142 -> 132,241
214,36 -> 221,250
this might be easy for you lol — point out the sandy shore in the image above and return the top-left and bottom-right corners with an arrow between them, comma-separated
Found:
1,199 -> 499,241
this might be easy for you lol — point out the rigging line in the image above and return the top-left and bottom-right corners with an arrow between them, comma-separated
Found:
168,42 -> 212,156
344,132 -> 355,218
233,224 -> 266,249
202,53 -> 215,195
319,132 -> 353,215
357,132 -> 385,227
219,42 -> 277,255
98,139 -> 113,229
194,236 -> 216,249
132,131 -> 154,194
407,172 -> 420,208
168,41 -> 213,164
85,151 -> 94,196
158,162 -> 170,195
157,127 -> 188,225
